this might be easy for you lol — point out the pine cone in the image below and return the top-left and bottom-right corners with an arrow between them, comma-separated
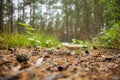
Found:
16,54 -> 30,63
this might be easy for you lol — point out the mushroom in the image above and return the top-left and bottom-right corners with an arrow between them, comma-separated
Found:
62,43 -> 84,55
62,43 -> 84,50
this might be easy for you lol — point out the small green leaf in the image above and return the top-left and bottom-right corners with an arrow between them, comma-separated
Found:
72,39 -> 77,44
26,27 -> 35,31
18,22 -> 30,27
28,38 -> 34,41
35,40 -> 41,44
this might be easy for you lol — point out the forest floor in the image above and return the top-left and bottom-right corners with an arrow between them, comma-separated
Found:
0,47 -> 120,80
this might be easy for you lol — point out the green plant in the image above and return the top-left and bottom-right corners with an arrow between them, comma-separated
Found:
38,34 -> 60,48
72,39 -> 84,45
101,23 -> 120,48
1,33 -> 30,48
19,22 -> 60,48
19,22 -> 40,47
0,23 -> 60,48
99,0 -> 120,49
72,39 -> 91,48
99,0 -> 120,26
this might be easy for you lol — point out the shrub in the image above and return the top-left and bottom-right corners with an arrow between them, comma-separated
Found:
100,23 -> 120,49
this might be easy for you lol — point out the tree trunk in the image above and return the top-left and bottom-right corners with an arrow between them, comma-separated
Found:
8,0 -> 13,33
94,0 -> 104,34
30,1 -> 32,25
81,0 -> 88,40
65,0 -> 69,41
32,2 -> 35,27
75,0 -> 80,39
10,0 -> 13,32
22,0 -> 25,22
94,0 -> 99,34
0,0 -> 3,33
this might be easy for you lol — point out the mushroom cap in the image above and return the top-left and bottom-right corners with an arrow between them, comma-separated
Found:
62,43 -> 84,50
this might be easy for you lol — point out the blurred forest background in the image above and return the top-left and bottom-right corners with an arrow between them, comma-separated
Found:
0,0 -> 119,42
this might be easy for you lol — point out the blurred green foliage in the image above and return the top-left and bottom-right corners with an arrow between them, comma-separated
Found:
0,22 -> 60,48
72,39 -> 91,49
101,23 -> 120,48
100,0 -> 120,49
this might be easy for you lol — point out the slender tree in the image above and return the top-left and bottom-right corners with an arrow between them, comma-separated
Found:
74,0 -> 81,39
22,0 -> 25,22
65,0 -> 69,41
8,0 -> 13,33
0,0 -> 3,33
81,0 -> 88,40
93,0 -> 104,34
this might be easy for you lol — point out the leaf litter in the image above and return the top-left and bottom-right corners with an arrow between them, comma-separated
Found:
0,47 -> 120,80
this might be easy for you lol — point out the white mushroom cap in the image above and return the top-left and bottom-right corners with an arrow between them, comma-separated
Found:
62,43 -> 84,50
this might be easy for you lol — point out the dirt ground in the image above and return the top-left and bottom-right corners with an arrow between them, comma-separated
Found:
0,47 -> 120,80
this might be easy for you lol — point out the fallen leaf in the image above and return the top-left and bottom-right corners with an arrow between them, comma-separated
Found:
35,57 -> 43,67
12,65 -> 21,72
